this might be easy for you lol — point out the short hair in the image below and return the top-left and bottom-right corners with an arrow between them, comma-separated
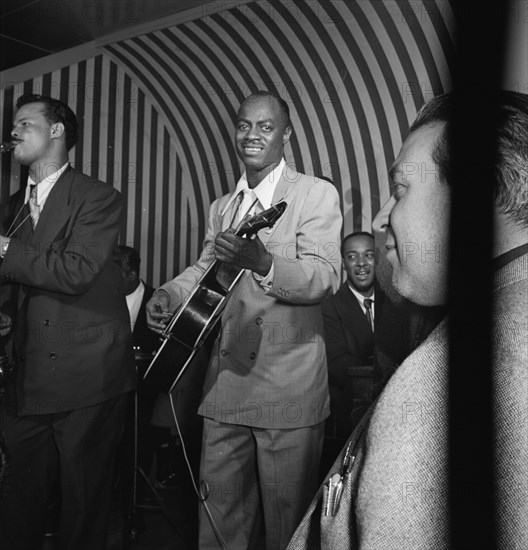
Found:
408,91 -> 528,228
16,94 -> 79,151
242,91 -> 292,129
115,245 -> 141,273
341,231 -> 374,258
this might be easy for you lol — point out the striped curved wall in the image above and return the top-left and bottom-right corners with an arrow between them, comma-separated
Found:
0,0 -> 454,287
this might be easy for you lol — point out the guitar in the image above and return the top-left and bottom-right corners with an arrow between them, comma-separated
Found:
143,201 -> 287,392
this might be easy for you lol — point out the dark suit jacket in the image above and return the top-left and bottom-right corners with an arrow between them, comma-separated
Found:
321,283 -> 374,435
0,167 -> 135,414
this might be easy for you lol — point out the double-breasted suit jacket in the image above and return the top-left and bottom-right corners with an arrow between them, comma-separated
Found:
160,166 -> 343,429
0,166 -> 135,415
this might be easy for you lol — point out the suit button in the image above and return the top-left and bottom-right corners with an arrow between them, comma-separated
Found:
249,352 -> 256,360
44,320 -> 51,326
255,317 -> 263,325
220,349 -> 228,357
19,355 -> 25,362
49,352 -> 57,360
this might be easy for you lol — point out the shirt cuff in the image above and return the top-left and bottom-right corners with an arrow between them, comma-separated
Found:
0,238 -> 11,259
253,260 -> 274,293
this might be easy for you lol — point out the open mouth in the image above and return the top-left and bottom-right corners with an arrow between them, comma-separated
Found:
355,270 -> 370,280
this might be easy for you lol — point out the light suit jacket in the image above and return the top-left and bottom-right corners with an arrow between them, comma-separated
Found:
287,252 -> 528,549
0,167 -> 135,415
160,166 -> 342,429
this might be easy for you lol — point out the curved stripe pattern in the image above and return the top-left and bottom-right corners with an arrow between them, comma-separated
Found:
0,0 -> 454,287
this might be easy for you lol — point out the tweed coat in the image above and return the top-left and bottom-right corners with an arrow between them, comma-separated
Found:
287,252 -> 528,549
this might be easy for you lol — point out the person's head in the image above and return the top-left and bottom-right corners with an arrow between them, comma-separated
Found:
342,232 -> 376,297
235,91 -> 292,184
11,94 -> 78,169
372,91 -> 528,306
114,245 -> 141,296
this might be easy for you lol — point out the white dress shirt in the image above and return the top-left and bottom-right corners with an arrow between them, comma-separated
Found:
126,280 -> 145,332
221,159 -> 286,291
348,283 -> 375,321
25,162 -> 69,211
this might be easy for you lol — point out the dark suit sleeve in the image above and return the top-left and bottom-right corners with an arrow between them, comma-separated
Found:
322,297 -> 361,388
1,183 -> 121,295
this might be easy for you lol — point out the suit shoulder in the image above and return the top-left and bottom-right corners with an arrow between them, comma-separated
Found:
67,169 -> 121,199
322,285 -> 348,311
210,191 -> 234,213
285,168 -> 338,193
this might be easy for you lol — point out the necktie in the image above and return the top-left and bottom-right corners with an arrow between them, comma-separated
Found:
235,189 -> 257,225
29,184 -> 40,228
364,298 -> 374,332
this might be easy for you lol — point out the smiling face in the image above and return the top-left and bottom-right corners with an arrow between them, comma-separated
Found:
343,234 -> 376,297
372,122 -> 451,306
235,95 -> 291,185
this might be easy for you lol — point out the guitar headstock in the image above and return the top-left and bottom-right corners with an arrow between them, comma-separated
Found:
236,201 -> 287,237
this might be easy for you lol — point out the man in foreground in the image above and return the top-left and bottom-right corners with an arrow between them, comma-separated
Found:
287,91 -> 528,549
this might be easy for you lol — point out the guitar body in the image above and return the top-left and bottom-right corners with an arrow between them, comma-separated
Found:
144,201 -> 287,392
144,260 -> 245,392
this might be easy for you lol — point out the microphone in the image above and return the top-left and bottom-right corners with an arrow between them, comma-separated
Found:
0,142 -> 16,153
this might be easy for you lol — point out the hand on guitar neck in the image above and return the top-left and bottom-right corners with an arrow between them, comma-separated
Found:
146,202 -> 286,337
146,232 -> 271,336
214,228 -> 272,277
144,202 -> 287,392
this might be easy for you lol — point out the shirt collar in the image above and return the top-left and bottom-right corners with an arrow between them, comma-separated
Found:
347,283 -> 375,307
221,158 -> 285,216
25,162 -> 69,205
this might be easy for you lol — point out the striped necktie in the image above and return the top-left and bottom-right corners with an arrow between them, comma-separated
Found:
364,298 -> 374,332
29,184 -> 40,228
235,189 -> 257,225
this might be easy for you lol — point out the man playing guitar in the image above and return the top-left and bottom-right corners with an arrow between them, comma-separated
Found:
147,91 -> 342,550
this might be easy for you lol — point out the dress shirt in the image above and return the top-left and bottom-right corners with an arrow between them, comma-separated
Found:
348,283 -> 375,321
24,162 -> 69,209
221,158 -> 286,291
126,280 -> 145,332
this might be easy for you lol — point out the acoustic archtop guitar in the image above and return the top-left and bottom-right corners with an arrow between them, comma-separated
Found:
144,201 -> 287,393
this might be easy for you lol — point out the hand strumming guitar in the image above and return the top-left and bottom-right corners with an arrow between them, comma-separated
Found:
146,289 -> 171,335
214,228 -> 272,276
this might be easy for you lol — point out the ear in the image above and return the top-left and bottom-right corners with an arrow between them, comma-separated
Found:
283,125 -> 292,145
50,122 -> 65,140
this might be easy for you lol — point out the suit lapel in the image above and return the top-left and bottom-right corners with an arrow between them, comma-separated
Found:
335,284 -> 374,351
258,166 -> 295,245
